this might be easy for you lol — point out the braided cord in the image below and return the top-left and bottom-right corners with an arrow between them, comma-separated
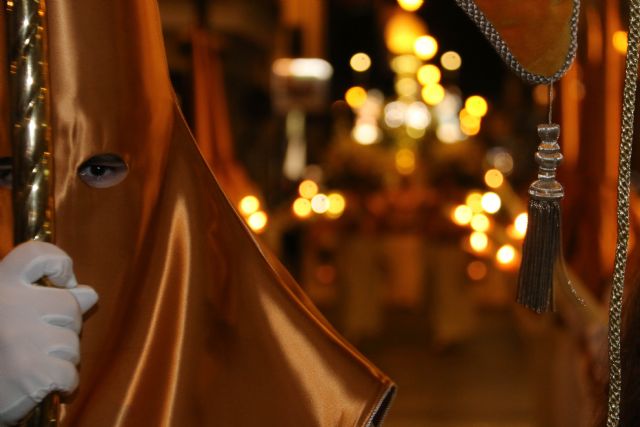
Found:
453,0 -> 579,85
607,1 -> 640,425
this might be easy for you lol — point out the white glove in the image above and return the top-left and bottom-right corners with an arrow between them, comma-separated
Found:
0,241 -> 98,425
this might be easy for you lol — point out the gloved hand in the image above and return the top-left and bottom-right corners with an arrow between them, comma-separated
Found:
0,241 -> 98,425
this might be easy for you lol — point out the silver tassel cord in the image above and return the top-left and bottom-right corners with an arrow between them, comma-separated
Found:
607,0 -> 640,425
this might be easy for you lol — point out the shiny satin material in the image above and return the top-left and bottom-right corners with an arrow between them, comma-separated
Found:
0,0 -> 395,425
475,0 -> 574,77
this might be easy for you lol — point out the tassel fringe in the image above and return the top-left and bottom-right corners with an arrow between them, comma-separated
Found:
516,123 -> 563,313
516,198 -> 561,313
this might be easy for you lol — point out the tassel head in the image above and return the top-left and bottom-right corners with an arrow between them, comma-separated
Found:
516,124 -> 563,313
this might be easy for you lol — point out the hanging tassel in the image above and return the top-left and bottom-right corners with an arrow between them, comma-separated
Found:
516,123 -> 564,313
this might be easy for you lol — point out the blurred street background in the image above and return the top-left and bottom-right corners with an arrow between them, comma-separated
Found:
155,1 -> 637,425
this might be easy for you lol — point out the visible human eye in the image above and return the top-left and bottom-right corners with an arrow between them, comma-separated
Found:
0,157 -> 12,189
77,154 -> 128,188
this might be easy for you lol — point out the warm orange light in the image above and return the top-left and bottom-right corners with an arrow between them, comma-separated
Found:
613,30 -> 628,55
496,244 -> 516,265
481,192 -> 501,214
385,12 -> 427,54
352,123 -> 380,145
395,77 -> 419,97
469,231 -> 489,252
484,169 -> 504,189
327,193 -> 346,217
397,0 -> 424,12
459,109 -> 481,127
345,86 -> 367,109
467,260 -> 488,281
414,35 -> 438,60
470,213 -> 490,232
247,211 -> 268,233
465,95 -> 488,117
452,204 -> 473,226
239,195 -> 260,216
391,55 -> 421,75
440,51 -> 461,70
437,122 -> 461,144
395,148 -> 416,175
311,194 -> 330,214
298,180 -> 319,199
421,83 -> 445,105
465,192 -> 483,213
350,52 -> 371,72
292,197 -> 313,218
417,64 -> 441,85
514,213 -> 528,238
460,119 -> 480,136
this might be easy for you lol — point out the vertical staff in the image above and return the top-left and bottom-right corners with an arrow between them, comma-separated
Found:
5,0 -> 58,425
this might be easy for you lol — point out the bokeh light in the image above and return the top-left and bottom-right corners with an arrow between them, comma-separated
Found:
395,77 -> 419,97
437,122 -> 462,144
239,195 -> 260,216
440,51 -> 462,70
613,30 -> 628,55
311,193 -> 330,214
395,148 -> 416,175
481,192 -> 501,214
327,193 -> 347,217
460,116 -> 480,136
352,123 -> 380,145
391,55 -> 422,74
465,95 -> 488,117
494,151 -> 514,174
496,244 -> 516,265
292,197 -> 313,218
405,102 -> 431,129
414,35 -> 438,60
385,12 -> 427,54
467,260 -> 488,281
452,204 -> 473,225
345,86 -> 367,109
484,169 -> 504,189
421,83 -> 445,105
514,213 -> 528,238
460,116 -> 481,131
417,64 -> 441,85
465,192 -> 483,213
469,231 -> 489,253
406,127 -> 425,139
350,52 -> 371,72
470,213 -> 490,232
384,101 -> 407,128
247,211 -> 268,233
397,0 -> 424,12
298,180 -> 319,199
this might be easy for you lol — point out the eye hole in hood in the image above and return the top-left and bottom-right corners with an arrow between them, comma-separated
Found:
77,154 -> 128,188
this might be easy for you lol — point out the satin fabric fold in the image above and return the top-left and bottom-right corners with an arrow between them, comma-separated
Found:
0,0 -> 395,425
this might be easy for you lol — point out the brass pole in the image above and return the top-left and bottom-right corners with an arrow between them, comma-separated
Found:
5,0 -> 58,425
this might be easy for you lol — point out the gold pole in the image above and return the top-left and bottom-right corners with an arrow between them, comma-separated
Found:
5,0 -> 58,425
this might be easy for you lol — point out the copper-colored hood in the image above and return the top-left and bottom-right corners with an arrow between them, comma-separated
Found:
0,0 -> 395,425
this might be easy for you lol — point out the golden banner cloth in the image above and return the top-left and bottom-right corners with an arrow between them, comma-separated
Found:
0,0 -> 395,425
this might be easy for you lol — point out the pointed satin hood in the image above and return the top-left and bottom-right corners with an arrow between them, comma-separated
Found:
0,0 -> 394,425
